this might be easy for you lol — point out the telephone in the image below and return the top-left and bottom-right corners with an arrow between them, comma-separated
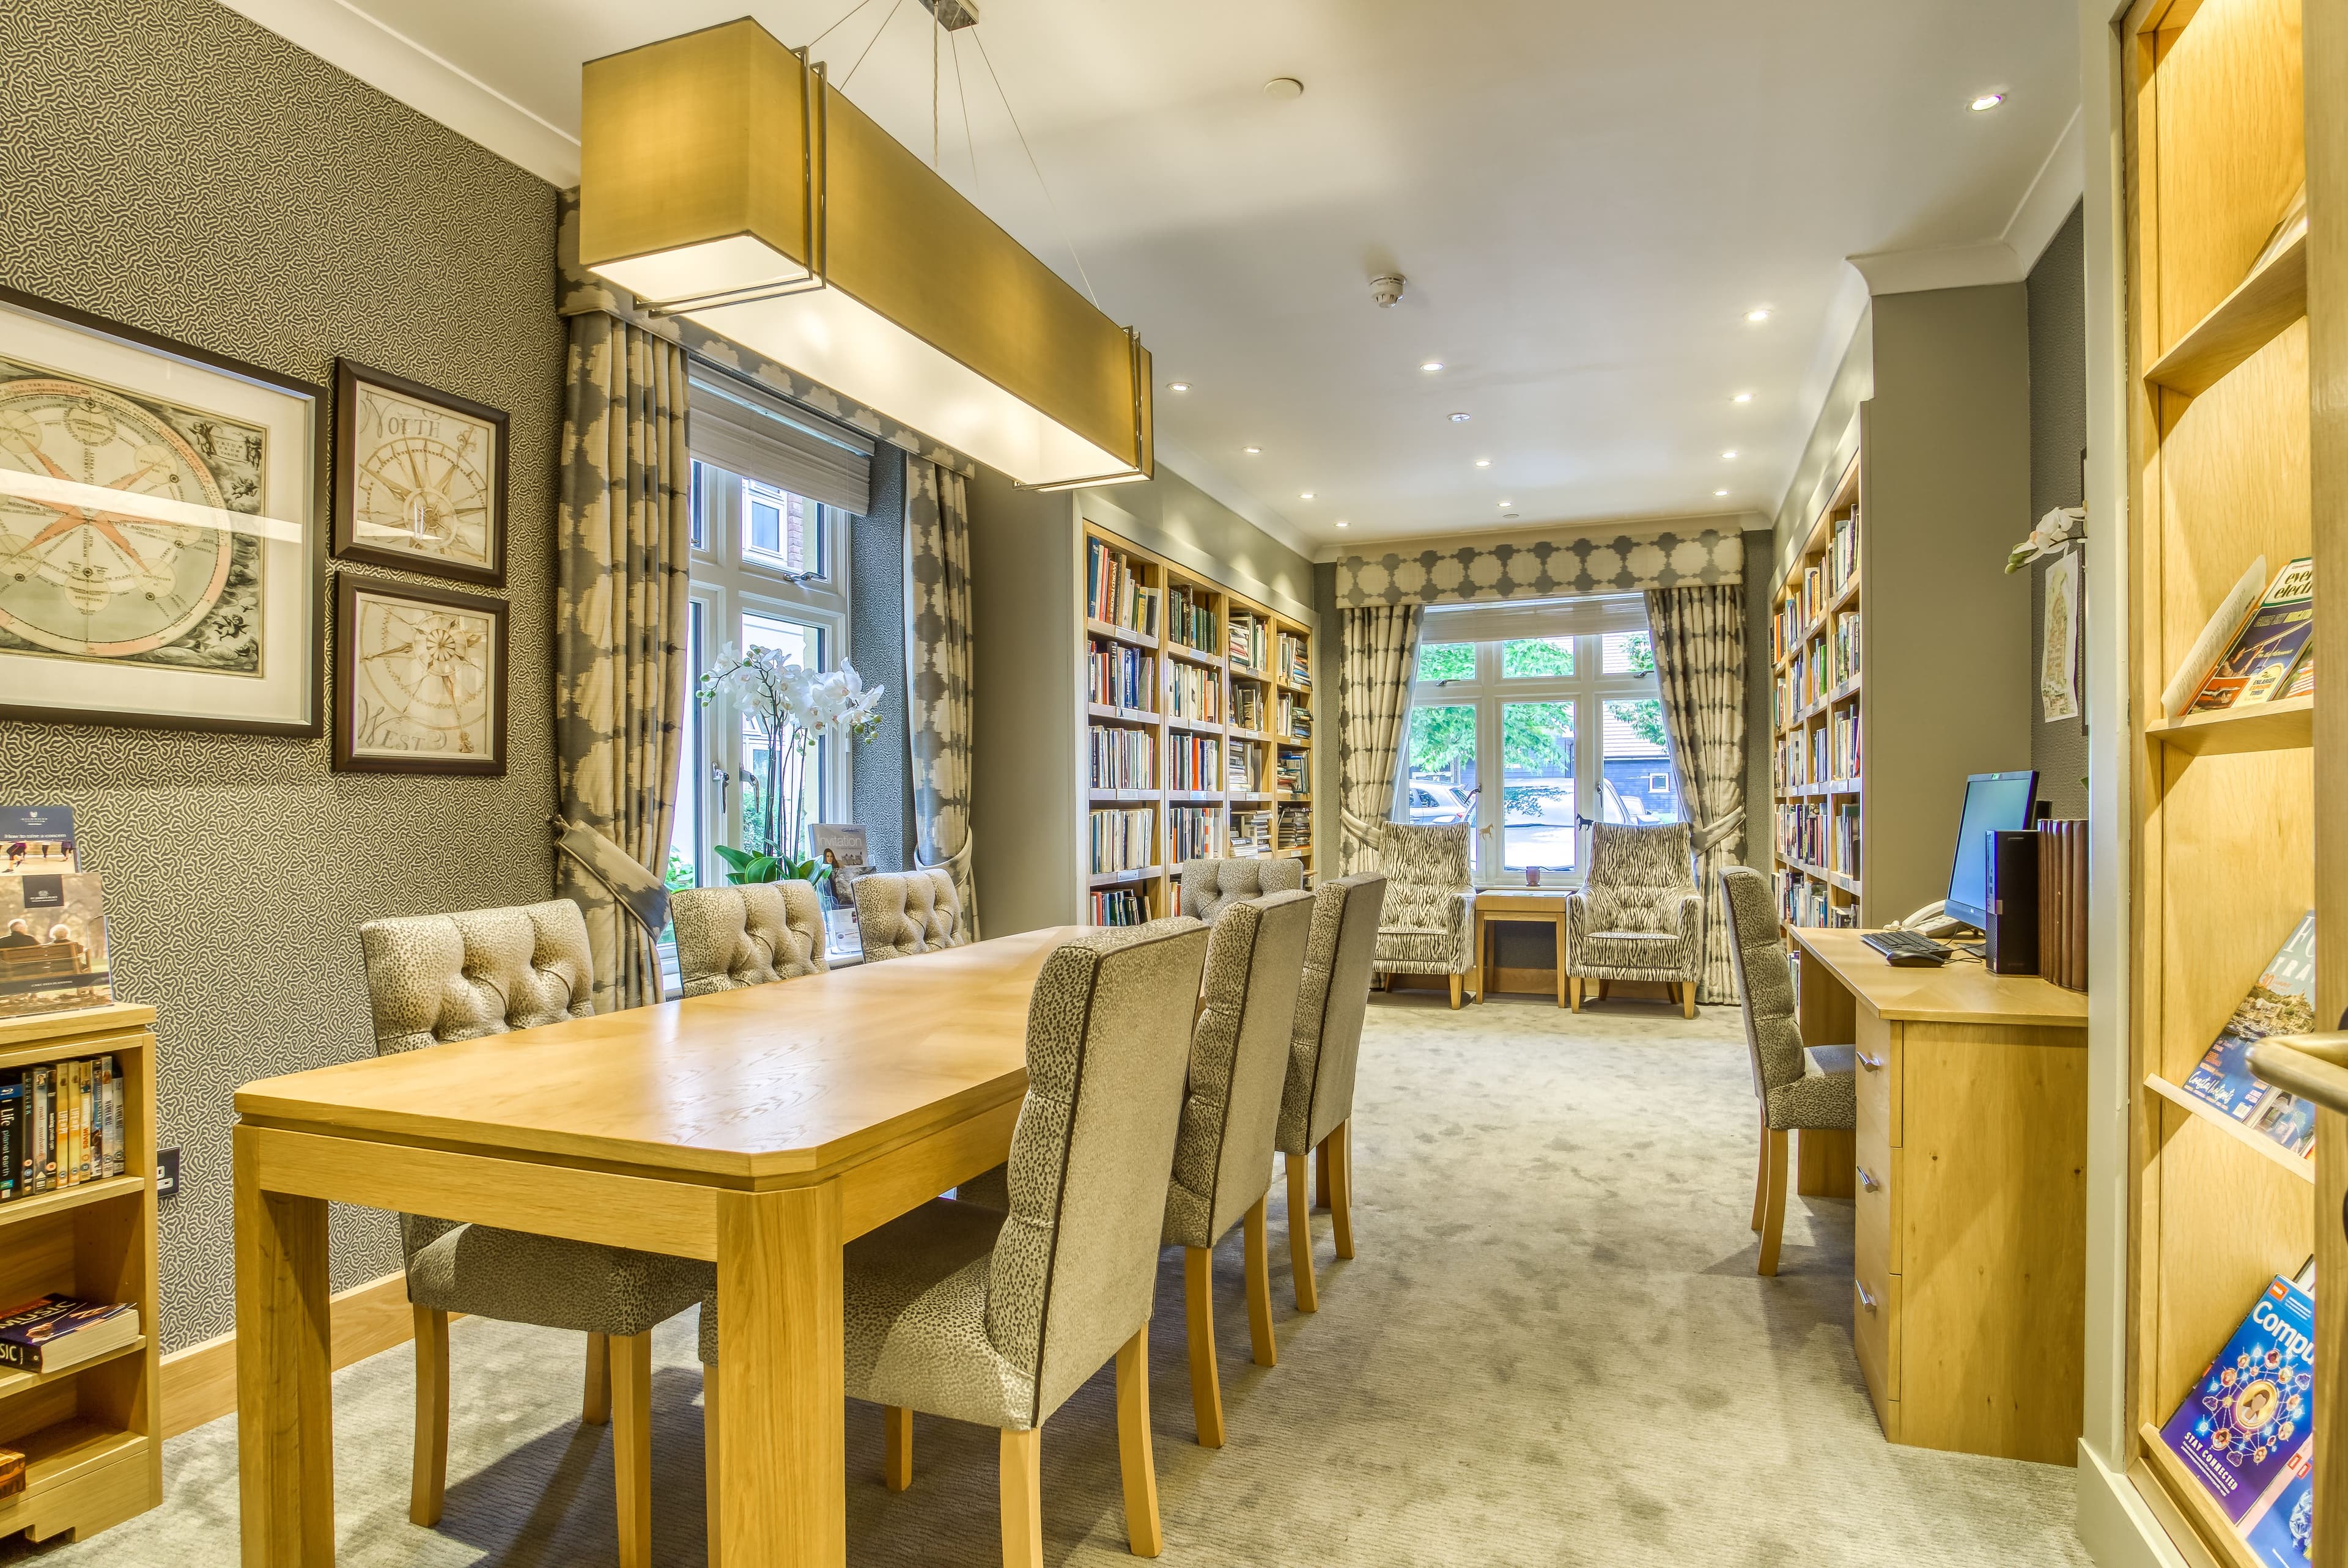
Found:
1888,900 -> 1970,939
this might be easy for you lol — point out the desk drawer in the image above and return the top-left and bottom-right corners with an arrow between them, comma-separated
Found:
1854,1112 -> 1899,1275
1854,1010 -> 1898,1147
1853,1215 -> 1901,1429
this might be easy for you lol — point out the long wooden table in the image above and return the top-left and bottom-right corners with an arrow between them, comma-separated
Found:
233,925 -> 1074,1567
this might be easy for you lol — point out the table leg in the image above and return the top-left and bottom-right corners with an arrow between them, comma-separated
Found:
717,1183 -> 846,1568
235,1122 -> 335,1567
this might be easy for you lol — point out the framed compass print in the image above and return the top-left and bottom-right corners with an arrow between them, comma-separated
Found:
0,285 -> 325,734
332,359 -> 507,586
334,575 -> 508,775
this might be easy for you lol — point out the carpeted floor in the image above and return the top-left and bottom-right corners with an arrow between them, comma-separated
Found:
17,992 -> 2093,1566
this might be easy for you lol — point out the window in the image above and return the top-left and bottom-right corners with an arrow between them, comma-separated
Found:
1396,595 -> 1682,884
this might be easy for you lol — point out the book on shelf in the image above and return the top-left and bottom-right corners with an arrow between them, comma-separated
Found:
1170,664 -> 1221,722
0,1292 -> 141,1373
1228,809 -> 1271,856
1226,737 -> 1266,792
1088,726 -> 1155,790
1225,613 -> 1268,670
1170,806 -> 1216,862
1,805 -> 76,873
2188,558 -> 2314,713
1229,683 -> 1265,732
2178,912 -> 2317,1159
1087,807 -> 1157,876
1275,631 -> 1310,686
1168,733 -> 1222,791
1087,641 -> 1157,712
0,1443 -> 20,1501
1090,888 -> 1151,927
2158,1270 -> 2315,1541
1165,584 -> 1216,653
4,1053 -> 127,1201
1085,539 -> 1158,637
1277,803 -> 1310,844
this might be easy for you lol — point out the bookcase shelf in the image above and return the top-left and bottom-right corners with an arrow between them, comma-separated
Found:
2143,221 -> 2307,399
0,1335 -> 149,1402
1770,452 -> 1864,934
0,1174 -> 145,1231
2143,693 -> 2312,757
2141,1073 -> 2316,1185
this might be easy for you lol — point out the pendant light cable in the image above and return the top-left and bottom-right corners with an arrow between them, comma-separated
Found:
951,29 -> 978,194
970,28 -> 1101,309
840,0 -> 906,87
805,0 -> 879,56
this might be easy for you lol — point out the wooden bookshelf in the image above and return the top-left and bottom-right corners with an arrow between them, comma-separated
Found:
1768,453 -> 1864,937
0,1003 -> 161,1547
2119,2 -> 2324,1562
1080,523 -> 1314,925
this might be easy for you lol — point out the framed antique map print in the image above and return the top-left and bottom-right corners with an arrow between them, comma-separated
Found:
333,574 -> 507,775
333,359 -> 506,586
0,285 -> 324,734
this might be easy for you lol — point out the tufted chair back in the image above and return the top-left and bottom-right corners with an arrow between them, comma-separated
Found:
1583,822 -> 1698,934
1374,823 -> 1469,932
670,881 -> 828,997
852,869 -> 966,962
1178,856 -> 1304,922
1277,873 -> 1387,1157
357,898 -> 596,1256
988,919 -> 1209,1427
1720,867 -> 1807,1102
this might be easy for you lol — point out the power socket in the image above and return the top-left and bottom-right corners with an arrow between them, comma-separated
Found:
157,1146 -> 181,1199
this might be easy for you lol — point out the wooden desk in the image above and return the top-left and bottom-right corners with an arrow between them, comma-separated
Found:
233,927 -> 1072,1568
1789,928 -> 2089,1466
1473,889 -> 1568,1007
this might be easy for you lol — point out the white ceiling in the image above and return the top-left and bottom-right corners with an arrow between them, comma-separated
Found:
228,0 -> 2081,556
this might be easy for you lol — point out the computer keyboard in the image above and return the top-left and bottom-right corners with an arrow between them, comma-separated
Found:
1863,928 -> 1952,966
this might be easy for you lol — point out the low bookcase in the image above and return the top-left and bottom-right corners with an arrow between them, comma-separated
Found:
0,1002 -> 161,1546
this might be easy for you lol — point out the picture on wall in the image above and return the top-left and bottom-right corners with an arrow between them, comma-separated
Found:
333,359 -> 507,586
333,574 -> 508,775
0,285 -> 324,734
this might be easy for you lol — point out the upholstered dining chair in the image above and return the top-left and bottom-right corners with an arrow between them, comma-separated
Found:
1370,823 -> 1474,1007
1720,867 -> 1856,1276
853,868 -> 967,962
356,899 -> 706,1566
1161,887 -> 1316,1447
698,920 -> 1209,1567
1565,821 -> 1704,1017
1277,873 -> 1386,1312
1177,855 -> 1304,921
668,880 -> 828,997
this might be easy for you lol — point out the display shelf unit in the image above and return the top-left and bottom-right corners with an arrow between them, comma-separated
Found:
1080,522 -> 1314,925
2117,1 -> 2328,1562
0,1003 -> 161,1548
1769,453 -> 1865,937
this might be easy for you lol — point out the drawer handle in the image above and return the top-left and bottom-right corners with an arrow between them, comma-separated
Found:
1858,1166 -> 1881,1193
1856,1281 -> 1879,1314
1856,1052 -> 1885,1072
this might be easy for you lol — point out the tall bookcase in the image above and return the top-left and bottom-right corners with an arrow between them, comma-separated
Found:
1080,523 -> 1315,925
2116,1 -> 2330,1561
0,1003 -> 161,1547
1769,454 -> 1864,936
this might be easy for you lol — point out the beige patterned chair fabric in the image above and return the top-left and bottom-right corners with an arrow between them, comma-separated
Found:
1565,822 -> 1704,988
357,900 -> 706,1335
701,921 -> 1209,1432
669,880 -> 827,997
1370,824 -> 1472,977
1163,889 -> 1316,1250
1720,867 -> 1853,1130
852,869 -> 967,962
1178,856 -> 1304,922
1278,874 -> 1387,1157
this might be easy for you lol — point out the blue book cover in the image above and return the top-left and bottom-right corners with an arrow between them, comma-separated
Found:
2159,1276 -> 2317,1521
2181,913 -> 2318,1157
2241,1447 -> 2314,1568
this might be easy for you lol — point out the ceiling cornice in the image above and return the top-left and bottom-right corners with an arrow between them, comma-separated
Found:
1149,435 -> 1317,562
1844,106 -> 2084,296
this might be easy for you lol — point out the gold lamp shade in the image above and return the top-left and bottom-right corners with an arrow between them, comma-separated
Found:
580,18 -> 1152,491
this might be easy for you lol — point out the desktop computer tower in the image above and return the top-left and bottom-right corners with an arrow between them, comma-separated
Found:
1984,830 -> 2040,975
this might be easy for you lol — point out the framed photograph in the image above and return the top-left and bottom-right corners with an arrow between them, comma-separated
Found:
333,359 -> 507,586
333,574 -> 508,775
0,285 -> 325,734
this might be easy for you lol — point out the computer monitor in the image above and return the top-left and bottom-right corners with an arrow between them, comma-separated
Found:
1943,771 -> 2039,930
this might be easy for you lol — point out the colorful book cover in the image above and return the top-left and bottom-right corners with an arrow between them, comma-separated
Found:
2160,1275 -> 2317,1520
2191,558 -> 2315,712
0,1292 -> 138,1369
0,871 -> 111,1021
2240,1445 -> 2315,1568
2180,912 -> 2319,1157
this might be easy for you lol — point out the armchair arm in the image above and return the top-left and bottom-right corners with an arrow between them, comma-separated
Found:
1446,889 -> 1474,969
1675,891 -> 1702,955
1565,891 -> 1590,943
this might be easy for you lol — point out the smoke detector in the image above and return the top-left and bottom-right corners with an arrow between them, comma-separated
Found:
1264,76 -> 1304,100
1369,273 -> 1406,309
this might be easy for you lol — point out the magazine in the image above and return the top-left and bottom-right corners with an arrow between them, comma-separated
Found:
2240,1447 -> 2314,1568
2158,1273 -> 2316,1522
2190,559 -> 2315,712
2180,913 -> 2318,1158
0,806 -> 75,874
809,823 -> 868,910
0,872 -> 111,1019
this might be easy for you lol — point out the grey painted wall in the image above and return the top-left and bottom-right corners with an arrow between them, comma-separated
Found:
1774,309 -> 1875,583
1080,466 -> 1316,622
850,451 -> 915,872
2027,204 -> 2090,819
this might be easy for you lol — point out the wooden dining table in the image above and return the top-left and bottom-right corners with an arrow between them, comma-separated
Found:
232,924 -> 1076,1567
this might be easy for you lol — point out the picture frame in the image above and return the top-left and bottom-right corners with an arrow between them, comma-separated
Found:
0,284 -> 326,735
332,358 -> 508,587
333,573 -> 509,775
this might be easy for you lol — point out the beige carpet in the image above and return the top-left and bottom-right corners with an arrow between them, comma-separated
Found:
17,993 -> 2092,1566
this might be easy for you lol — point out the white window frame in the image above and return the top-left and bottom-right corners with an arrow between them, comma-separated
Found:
1400,594 -> 1676,887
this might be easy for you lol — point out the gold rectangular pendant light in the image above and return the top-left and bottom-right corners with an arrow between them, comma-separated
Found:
580,17 -> 1152,491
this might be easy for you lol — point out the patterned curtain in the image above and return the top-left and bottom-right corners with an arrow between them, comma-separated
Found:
556,312 -> 693,1012
906,461 -> 978,936
1337,604 -> 1423,875
1645,585 -> 1746,1004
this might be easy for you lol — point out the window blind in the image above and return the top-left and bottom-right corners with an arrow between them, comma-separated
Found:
686,372 -> 875,517
1420,592 -> 1650,647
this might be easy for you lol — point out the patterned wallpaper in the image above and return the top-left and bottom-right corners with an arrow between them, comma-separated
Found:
0,0 -> 565,1349
1334,528 -> 1744,606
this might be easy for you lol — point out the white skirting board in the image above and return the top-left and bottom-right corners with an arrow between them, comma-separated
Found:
2075,1440 -> 2192,1568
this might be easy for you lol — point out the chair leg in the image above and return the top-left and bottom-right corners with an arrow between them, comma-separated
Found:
1750,1110 -> 1770,1233
703,1374 -> 721,1564
1682,981 -> 1697,1019
1569,974 -> 1582,1012
1314,1136 -> 1331,1210
583,1330 -> 611,1425
1329,1119 -> 1355,1262
612,1330 -> 653,1568
1286,1152 -> 1318,1312
1115,1328 -> 1164,1558
884,1405 -> 915,1492
1182,1248 -> 1224,1448
1000,1426 -> 1044,1568
410,1306 -> 449,1528
1598,977 -> 1611,1001
1242,1196 -> 1276,1367
1757,1128 -> 1790,1277
1449,972 -> 1463,1009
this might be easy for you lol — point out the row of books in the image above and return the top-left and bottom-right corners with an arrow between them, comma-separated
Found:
1276,693 -> 1312,738
1274,631 -> 1310,686
1229,810 -> 1272,856
1230,685 -> 1266,732
1088,808 -> 1156,875
1827,709 -> 1860,781
1776,803 -> 1830,869
1770,523 -> 1859,661
1088,641 -> 1156,713
1089,888 -> 1152,927
1089,726 -> 1153,791
2037,817 -> 2087,993
1227,740 -> 1267,793
1826,510 -> 1858,597
1227,613 -> 1268,670
1274,752 -> 1310,795
1170,664 -> 1221,723
1773,729 -> 1810,789
1775,872 -> 1856,930
1169,735 -> 1221,791
1826,611 -> 1860,690
1166,583 -> 1216,654
2178,911 -> 2318,1160
2186,558 -> 2315,713
1277,804 -> 1310,844
1,1053 -> 128,1202
2158,1267 -> 2316,1567
1170,806 -> 1216,862
1086,540 -> 1159,637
